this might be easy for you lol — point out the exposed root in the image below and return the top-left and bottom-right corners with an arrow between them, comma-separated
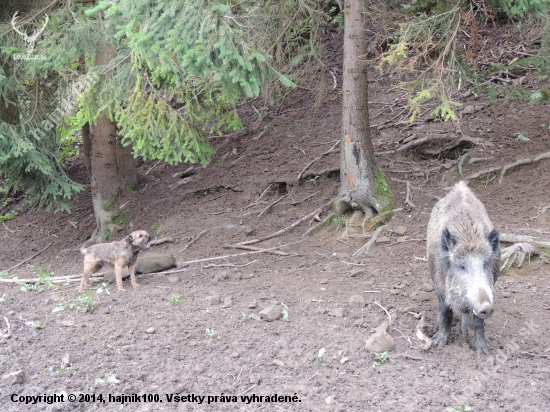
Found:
180,227 -> 222,252
258,194 -> 289,217
5,242 -> 53,273
299,167 -> 340,182
464,150 -> 550,184
297,141 -> 339,180
352,224 -> 387,256
245,184 -> 273,209
405,181 -> 416,208
303,212 -> 334,237
223,244 -> 289,256
236,199 -> 333,246
377,133 -> 484,156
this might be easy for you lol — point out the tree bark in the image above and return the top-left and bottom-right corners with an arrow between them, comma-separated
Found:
116,136 -> 136,187
336,0 -> 392,219
82,122 -> 92,177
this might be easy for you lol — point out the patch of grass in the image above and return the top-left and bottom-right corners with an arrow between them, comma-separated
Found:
151,223 -> 163,237
103,196 -> 117,212
0,294 -> 5,304
239,313 -> 256,322
205,328 -> 217,340
125,182 -> 137,191
333,215 -> 346,230
19,268 -> 55,292
282,309 -> 290,322
372,351 -> 389,364
25,320 -> 43,329
0,210 -> 18,222
113,211 -> 131,226
76,289 -> 99,313
168,294 -> 187,305
446,405 -> 472,412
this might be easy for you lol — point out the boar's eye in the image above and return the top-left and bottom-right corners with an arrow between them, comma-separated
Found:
458,264 -> 466,271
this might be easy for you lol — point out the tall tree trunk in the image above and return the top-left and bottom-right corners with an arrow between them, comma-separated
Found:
116,136 -> 136,187
336,0 -> 392,219
82,122 -> 92,177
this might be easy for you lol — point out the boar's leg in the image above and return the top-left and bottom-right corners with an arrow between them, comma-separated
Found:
432,295 -> 453,348
461,312 -> 470,338
473,314 -> 490,356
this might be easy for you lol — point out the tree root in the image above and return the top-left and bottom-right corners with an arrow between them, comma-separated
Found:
224,244 -> 288,256
499,232 -> 550,271
352,224 -> 387,256
377,133 -> 484,156
297,141 -> 339,180
5,242 -> 52,273
464,151 -> 550,184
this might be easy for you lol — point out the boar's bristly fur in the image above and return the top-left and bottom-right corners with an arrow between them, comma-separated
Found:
427,181 -> 500,356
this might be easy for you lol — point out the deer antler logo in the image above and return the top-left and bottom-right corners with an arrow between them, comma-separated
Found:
11,11 -> 49,54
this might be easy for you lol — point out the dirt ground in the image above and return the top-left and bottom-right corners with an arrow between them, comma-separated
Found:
1,30 -> 550,411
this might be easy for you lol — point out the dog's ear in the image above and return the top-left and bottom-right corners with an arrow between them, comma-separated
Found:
126,236 -> 133,246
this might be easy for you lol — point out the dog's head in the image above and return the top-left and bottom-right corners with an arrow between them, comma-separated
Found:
125,230 -> 151,251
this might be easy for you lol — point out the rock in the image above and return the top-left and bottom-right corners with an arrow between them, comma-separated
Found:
259,305 -> 282,321
349,295 -> 365,309
245,228 -> 255,236
248,300 -> 258,309
104,267 -> 129,283
135,253 -> 176,274
205,295 -> 221,306
61,353 -> 74,368
393,226 -> 407,236
146,327 -> 155,334
328,308 -> 348,318
350,269 -> 366,278
501,291 -> 512,298
462,105 -> 476,115
325,396 -> 333,405
3,370 -> 24,385
320,279 -> 329,285
272,359 -> 285,367
222,297 -> 233,308
364,322 -> 396,353
409,290 -> 431,302
335,252 -> 349,259
167,275 -> 179,283
421,283 -> 434,292
61,320 -> 74,327
214,271 -> 229,282
375,236 -> 390,244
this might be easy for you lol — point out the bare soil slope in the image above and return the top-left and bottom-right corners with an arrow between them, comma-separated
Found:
1,30 -> 549,411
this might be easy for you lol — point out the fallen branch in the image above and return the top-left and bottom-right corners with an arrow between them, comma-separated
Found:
5,242 -> 53,273
180,227 -> 222,252
245,184 -> 272,209
258,194 -> 289,217
150,238 -> 174,246
224,244 -> 288,256
297,141 -> 339,180
0,274 -> 82,284
299,167 -> 340,181
237,199 -> 333,246
464,151 -> 550,184
405,181 -> 416,208
353,225 -> 387,256
202,260 -> 258,269
303,212 -> 334,236
500,232 -> 550,248
179,240 -> 304,265
1,317 -> 10,338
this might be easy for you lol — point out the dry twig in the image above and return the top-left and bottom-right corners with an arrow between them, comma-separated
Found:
353,225 -> 387,256
224,244 -> 288,256
5,242 -> 53,273
297,141 -> 339,180
258,194 -> 289,217
150,238 -> 174,246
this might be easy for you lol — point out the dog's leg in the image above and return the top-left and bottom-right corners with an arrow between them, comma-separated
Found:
129,263 -> 140,289
79,263 -> 96,293
115,264 -> 126,292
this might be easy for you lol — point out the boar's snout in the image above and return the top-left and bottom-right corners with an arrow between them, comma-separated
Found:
473,301 -> 494,320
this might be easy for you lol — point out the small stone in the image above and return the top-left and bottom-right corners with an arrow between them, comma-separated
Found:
349,295 -> 365,309
328,308 -> 348,318
421,283 -> 434,292
462,105 -> 476,115
320,279 -> 329,285
443,162 -> 454,170
231,352 -> 240,358
61,320 -> 74,327
233,272 -> 243,281
214,271 -> 229,282
501,291 -> 512,298
167,275 -> 179,283
259,305 -> 282,321
206,295 -> 221,306
325,396 -> 333,405
393,226 -> 407,236
194,365 -> 205,374
222,297 -> 233,308
61,353 -> 74,368
350,269 -> 366,278
272,359 -> 285,367
245,228 -> 255,236
146,327 -> 155,334
409,290 -> 431,302
248,300 -> 258,309
340,357 -> 349,364
3,370 -> 24,385
375,236 -> 390,244
364,327 -> 395,353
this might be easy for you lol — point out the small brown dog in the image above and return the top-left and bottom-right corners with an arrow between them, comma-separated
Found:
79,230 -> 151,293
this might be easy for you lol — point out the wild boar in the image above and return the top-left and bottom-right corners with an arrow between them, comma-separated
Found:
427,181 -> 500,355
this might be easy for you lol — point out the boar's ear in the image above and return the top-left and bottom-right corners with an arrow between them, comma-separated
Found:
442,227 -> 457,253
487,229 -> 499,255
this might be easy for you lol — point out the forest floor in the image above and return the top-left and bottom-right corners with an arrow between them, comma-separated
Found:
1,27 -> 550,412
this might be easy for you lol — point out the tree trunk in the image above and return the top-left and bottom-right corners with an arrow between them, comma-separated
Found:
336,0 -> 392,219
117,136 -> 136,187
82,122 -> 92,177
